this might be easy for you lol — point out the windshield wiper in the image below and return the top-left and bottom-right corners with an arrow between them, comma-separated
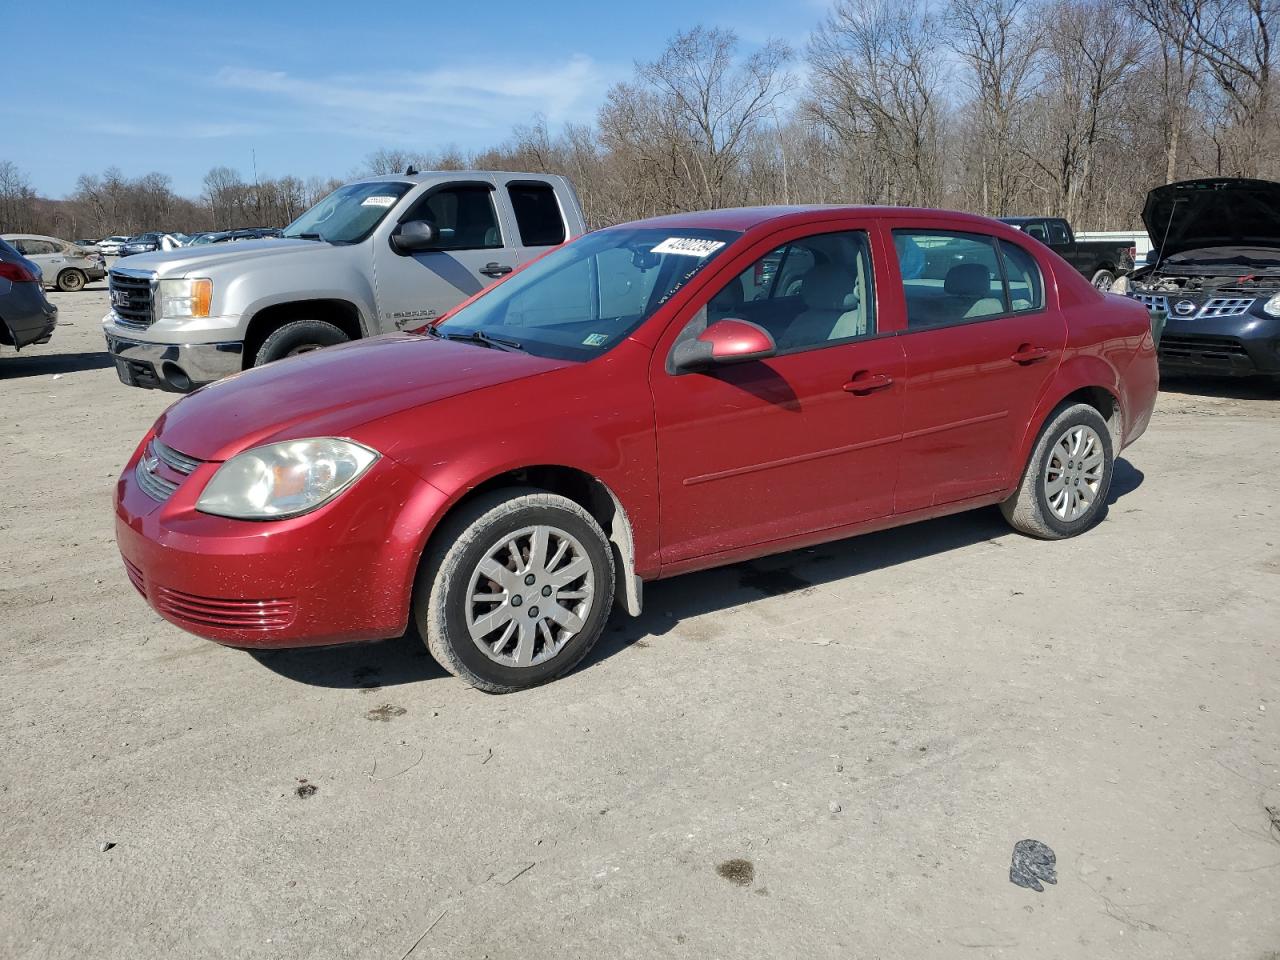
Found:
441,330 -> 524,352
285,232 -> 326,242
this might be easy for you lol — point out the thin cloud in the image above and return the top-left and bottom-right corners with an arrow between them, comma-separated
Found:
214,55 -> 612,143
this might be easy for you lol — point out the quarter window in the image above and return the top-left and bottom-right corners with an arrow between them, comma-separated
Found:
892,230 -> 1009,329
699,230 -> 876,352
1048,220 -> 1071,245
407,185 -> 502,251
999,240 -> 1044,312
507,182 -> 566,247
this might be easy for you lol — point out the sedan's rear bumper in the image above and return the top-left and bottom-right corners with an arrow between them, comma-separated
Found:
115,438 -> 449,648
1,281 -> 58,348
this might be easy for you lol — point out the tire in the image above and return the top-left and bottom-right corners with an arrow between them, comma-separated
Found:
253,319 -> 349,366
1000,403 -> 1114,540
414,487 -> 616,693
56,269 -> 86,292
1090,269 -> 1115,291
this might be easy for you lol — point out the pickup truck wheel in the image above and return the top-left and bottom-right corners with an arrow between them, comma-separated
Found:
1090,269 -> 1115,291
414,488 -> 616,693
1000,403 -> 1113,540
56,269 -> 86,292
253,319 -> 349,366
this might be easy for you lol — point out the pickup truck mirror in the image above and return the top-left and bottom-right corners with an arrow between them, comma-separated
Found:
671,318 -> 777,373
391,219 -> 440,255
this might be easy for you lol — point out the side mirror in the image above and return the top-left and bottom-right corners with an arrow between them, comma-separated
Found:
671,318 -> 777,373
390,219 -> 439,255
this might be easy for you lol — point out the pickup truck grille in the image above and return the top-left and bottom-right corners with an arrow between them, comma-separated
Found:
109,271 -> 155,329
135,439 -> 204,503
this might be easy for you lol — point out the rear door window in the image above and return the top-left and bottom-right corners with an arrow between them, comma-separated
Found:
892,230 -> 1010,329
507,182 -> 566,247
1048,220 -> 1070,245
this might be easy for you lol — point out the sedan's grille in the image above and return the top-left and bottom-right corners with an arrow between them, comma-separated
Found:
154,586 -> 297,631
122,558 -> 146,597
135,439 -> 204,503
108,271 -> 155,329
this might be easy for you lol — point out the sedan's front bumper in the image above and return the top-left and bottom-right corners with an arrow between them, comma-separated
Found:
104,330 -> 243,391
115,436 -> 448,648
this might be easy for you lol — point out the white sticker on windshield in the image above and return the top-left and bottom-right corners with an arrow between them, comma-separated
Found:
582,333 -> 609,347
361,195 -> 397,207
651,237 -> 726,258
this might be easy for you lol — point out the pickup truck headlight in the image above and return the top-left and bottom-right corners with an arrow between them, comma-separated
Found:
196,438 -> 379,520
1264,293 -> 1280,317
157,278 -> 213,319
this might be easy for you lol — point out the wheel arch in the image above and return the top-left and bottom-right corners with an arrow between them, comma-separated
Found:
1017,359 -> 1124,479
412,464 -> 643,618
242,299 -> 365,369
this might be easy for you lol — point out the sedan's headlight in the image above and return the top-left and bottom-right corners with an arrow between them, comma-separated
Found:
157,278 -> 212,319
1264,293 -> 1280,317
196,438 -> 378,520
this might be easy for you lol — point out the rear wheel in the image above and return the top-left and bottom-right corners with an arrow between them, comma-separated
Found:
253,319 -> 349,366
1001,403 -> 1114,540
414,488 -> 615,693
1090,269 -> 1115,291
56,269 -> 86,292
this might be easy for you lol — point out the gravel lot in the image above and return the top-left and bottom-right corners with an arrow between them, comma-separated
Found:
2,286 -> 1278,960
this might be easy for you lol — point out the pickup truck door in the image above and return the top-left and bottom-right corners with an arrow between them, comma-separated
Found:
372,181 -> 520,333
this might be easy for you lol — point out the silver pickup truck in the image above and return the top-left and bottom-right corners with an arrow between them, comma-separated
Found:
102,171 -> 586,391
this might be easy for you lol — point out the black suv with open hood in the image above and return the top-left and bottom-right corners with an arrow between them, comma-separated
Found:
1122,177 -> 1280,378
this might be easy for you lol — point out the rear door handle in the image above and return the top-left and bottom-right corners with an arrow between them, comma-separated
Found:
480,262 -> 513,278
1010,345 -> 1050,364
842,372 -> 894,395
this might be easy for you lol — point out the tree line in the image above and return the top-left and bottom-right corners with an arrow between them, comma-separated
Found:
2,0 -> 1274,239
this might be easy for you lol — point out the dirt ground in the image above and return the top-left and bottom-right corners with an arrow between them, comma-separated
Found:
2,286 -> 1278,960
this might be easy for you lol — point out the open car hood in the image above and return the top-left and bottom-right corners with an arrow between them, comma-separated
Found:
1143,178 -> 1280,260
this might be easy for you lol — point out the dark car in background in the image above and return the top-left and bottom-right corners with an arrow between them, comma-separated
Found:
1122,177 -> 1280,380
0,237 -> 58,352
1000,216 -> 1134,290
187,228 -> 283,246
121,232 -> 187,256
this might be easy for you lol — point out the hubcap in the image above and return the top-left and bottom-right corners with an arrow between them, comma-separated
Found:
1043,424 -> 1105,522
465,525 -> 594,668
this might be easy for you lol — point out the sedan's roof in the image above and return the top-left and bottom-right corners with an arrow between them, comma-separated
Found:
613,205 -> 1015,235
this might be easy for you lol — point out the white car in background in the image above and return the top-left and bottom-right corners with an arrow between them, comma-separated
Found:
98,236 -> 130,256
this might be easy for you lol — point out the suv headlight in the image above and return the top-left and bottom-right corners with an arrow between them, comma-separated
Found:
1264,293 -> 1280,317
157,278 -> 212,319
196,438 -> 379,520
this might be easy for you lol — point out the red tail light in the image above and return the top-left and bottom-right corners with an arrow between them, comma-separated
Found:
0,261 -> 38,283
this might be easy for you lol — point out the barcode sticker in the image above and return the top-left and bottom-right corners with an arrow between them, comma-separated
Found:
651,237 -> 725,258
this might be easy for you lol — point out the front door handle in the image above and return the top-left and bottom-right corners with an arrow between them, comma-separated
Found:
842,372 -> 894,395
480,262 -> 513,278
1011,345 -> 1050,364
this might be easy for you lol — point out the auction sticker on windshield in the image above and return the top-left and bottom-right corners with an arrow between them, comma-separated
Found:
361,196 -> 398,207
651,237 -> 726,257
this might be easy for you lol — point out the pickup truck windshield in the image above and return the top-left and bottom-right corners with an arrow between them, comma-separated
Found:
439,227 -> 740,361
282,181 -> 413,244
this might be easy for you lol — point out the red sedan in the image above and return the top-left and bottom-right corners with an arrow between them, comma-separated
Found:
116,206 -> 1158,692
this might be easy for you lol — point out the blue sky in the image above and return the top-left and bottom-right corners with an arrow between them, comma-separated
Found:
4,0 -> 823,198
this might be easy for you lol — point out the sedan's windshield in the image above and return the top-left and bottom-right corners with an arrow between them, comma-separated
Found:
440,227 -> 740,361
282,181 -> 413,244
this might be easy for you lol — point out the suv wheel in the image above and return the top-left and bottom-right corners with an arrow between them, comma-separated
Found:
1001,403 -> 1114,540
414,488 -> 616,693
56,269 -> 86,292
253,319 -> 349,366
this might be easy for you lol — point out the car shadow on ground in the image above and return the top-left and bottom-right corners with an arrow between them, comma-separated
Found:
1160,374 -> 1279,400
1,350 -> 114,378
251,458 -> 1144,691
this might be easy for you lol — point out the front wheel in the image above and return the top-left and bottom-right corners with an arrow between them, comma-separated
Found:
414,488 -> 616,693
1001,403 -> 1114,540
56,269 -> 86,292
1090,269 -> 1115,291
253,319 -> 349,366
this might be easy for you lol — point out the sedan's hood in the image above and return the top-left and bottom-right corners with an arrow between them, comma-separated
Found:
1143,178 -> 1280,260
114,238 -> 319,276
155,334 -> 569,461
